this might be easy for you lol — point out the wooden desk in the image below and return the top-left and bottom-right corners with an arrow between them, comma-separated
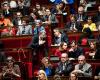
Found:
67,31 -> 99,42
0,31 -> 99,49
0,35 -> 32,49
48,76 -> 94,80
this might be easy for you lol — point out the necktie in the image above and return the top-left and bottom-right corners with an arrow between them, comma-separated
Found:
63,63 -> 65,70
80,15 -> 83,21
70,23 -> 75,30
22,26 -> 25,34
79,14 -> 83,21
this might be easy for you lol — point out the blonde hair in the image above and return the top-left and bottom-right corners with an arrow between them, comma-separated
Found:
38,70 -> 48,80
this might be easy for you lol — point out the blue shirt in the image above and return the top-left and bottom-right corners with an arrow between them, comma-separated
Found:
45,67 -> 52,76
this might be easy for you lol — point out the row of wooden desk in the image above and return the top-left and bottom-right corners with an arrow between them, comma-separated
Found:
0,31 -> 99,49
33,76 -> 95,80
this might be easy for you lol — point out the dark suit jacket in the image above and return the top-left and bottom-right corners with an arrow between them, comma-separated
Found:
54,33 -> 69,45
55,61 -> 74,76
75,13 -> 87,22
12,18 -> 22,27
94,11 -> 100,23
65,21 -> 83,32
68,47 -> 84,59
3,9 -> 12,18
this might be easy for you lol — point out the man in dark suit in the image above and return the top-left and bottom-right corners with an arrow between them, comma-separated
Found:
65,14 -> 83,32
53,28 -> 69,45
55,53 -> 74,76
75,6 -> 87,22
12,12 -> 23,27
68,41 -> 84,59
2,3 -> 12,18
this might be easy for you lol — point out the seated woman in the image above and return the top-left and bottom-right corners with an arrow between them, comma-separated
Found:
82,16 -> 97,31
0,56 -> 21,80
69,73 -> 78,80
40,57 -> 53,76
37,70 -> 48,80
53,74 -> 61,80
54,42 -> 68,58
87,41 -> 100,59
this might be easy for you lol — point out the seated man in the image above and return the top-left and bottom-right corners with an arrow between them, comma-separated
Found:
0,56 -> 21,79
94,5 -> 100,30
68,41 -> 84,60
64,14 -> 82,32
75,6 -> 87,22
72,55 -> 92,77
16,18 -> 32,35
53,28 -> 69,45
55,53 -> 74,76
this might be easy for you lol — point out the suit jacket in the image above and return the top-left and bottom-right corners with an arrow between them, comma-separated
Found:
54,33 -> 69,45
16,25 -> 32,35
65,21 -> 82,32
75,63 -> 92,77
3,9 -> 12,18
55,61 -> 74,76
42,14 -> 58,24
68,47 -> 84,59
12,18 -> 22,27
94,11 -> 100,23
75,13 -> 87,22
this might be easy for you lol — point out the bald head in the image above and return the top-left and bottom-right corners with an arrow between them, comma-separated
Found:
61,53 -> 68,63
78,6 -> 84,14
61,53 -> 68,58
78,55 -> 86,64
78,55 -> 85,60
